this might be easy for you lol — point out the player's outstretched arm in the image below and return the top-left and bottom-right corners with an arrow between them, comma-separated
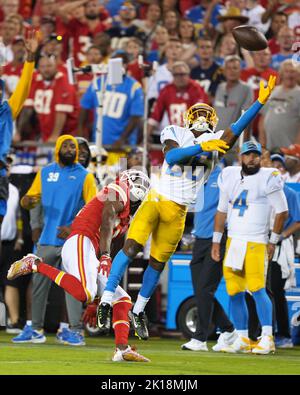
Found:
8,29 -> 39,120
221,75 -> 276,151
164,139 -> 229,167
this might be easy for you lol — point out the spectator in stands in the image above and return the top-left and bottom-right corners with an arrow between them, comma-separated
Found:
92,32 -> 112,63
33,0 -> 57,25
178,18 -> 197,66
107,1 -> 145,51
190,36 -> 225,101
147,61 -> 209,142
271,26 -> 295,70
214,55 -> 253,136
146,25 -> 169,63
2,36 -> 26,97
126,37 -> 145,85
79,52 -> 144,148
266,12 -> 288,54
269,153 -> 300,349
280,144 -> 300,183
184,0 -> 223,36
12,135 -> 97,345
259,60 -> 300,150
0,18 -> 20,63
147,38 -> 183,103
133,3 -> 161,50
76,45 -> 102,98
1,0 -> 20,21
58,0 -> 109,67
241,48 -> 278,138
18,56 -> 79,142
0,157 -> 24,334
243,0 -> 269,33
162,9 -> 180,38
217,6 -> 249,36
215,33 -> 240,67
39,16 -> 56,45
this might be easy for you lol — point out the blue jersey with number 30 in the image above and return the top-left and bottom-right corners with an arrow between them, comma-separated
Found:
80,75 -> 144,144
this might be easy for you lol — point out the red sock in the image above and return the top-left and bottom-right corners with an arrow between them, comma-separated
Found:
112,297 -> 132,346
37,262 -> 88,302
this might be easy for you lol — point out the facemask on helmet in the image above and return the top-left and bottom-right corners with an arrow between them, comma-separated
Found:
183,103 -> 218,133
120,169 -> 151,203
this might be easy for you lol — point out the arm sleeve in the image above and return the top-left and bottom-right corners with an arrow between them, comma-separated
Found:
165,145 -> 203,166
230,100 -> 263,137
26,170 -> 42,197
8,61 -> 35,119
267,189 -> 288,214
82,173 -> 97,203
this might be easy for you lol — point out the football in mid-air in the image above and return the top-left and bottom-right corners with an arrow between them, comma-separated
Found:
232,25 -> 268,51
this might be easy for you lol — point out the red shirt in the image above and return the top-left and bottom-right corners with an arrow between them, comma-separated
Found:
268,37 -> 280,55
65,18 -> 106,67
149,79 -> 209,127
70,181 -> 130,253
127,61 -> 144,85
24,71 -> 79,141
2,62 -> 23,95
240,67 -> 278,99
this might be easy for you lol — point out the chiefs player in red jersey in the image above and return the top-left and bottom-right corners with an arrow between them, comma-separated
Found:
7,170 -> 151,362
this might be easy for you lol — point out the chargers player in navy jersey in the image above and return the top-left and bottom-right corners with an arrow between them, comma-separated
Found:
79,52 -> 144,147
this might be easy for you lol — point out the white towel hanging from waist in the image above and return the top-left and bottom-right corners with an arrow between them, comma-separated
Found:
224,238 -> 248,271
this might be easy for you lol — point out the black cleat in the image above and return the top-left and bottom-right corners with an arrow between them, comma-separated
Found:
132,312 -> 149,340
97,302 -> 112,334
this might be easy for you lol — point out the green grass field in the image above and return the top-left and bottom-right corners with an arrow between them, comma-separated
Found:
0,332 -> 300,375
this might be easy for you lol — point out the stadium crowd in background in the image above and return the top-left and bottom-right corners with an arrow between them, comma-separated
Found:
1,0 -> 300,355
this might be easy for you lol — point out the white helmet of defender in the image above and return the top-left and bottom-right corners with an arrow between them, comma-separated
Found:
120,169 -> 151,202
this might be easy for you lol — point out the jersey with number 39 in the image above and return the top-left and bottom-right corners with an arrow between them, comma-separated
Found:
157,124 -> 224,205
217,166 -> 287,243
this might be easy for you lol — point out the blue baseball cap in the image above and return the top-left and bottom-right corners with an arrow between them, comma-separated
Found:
240,141 -> 262,155
270,153 -> 286,165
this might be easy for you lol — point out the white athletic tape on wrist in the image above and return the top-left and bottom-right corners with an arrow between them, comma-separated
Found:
269,232 -> 281,245
213,232 -> 223,243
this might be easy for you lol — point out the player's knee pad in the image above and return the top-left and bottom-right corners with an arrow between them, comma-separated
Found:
112,297 -> 132,328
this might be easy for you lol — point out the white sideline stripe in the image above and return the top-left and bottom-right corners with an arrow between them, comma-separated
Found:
172,260 -> 191,266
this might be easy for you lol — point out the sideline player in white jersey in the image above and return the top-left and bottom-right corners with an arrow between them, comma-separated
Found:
98,75 -> 277,340
212,141 -> 288,355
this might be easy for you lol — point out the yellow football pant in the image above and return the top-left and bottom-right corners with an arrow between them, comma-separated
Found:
223,238 -> 268,296
127,189 -> 187,262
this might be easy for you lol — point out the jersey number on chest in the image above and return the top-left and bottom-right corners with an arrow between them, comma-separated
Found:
232,189 -> 249,217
